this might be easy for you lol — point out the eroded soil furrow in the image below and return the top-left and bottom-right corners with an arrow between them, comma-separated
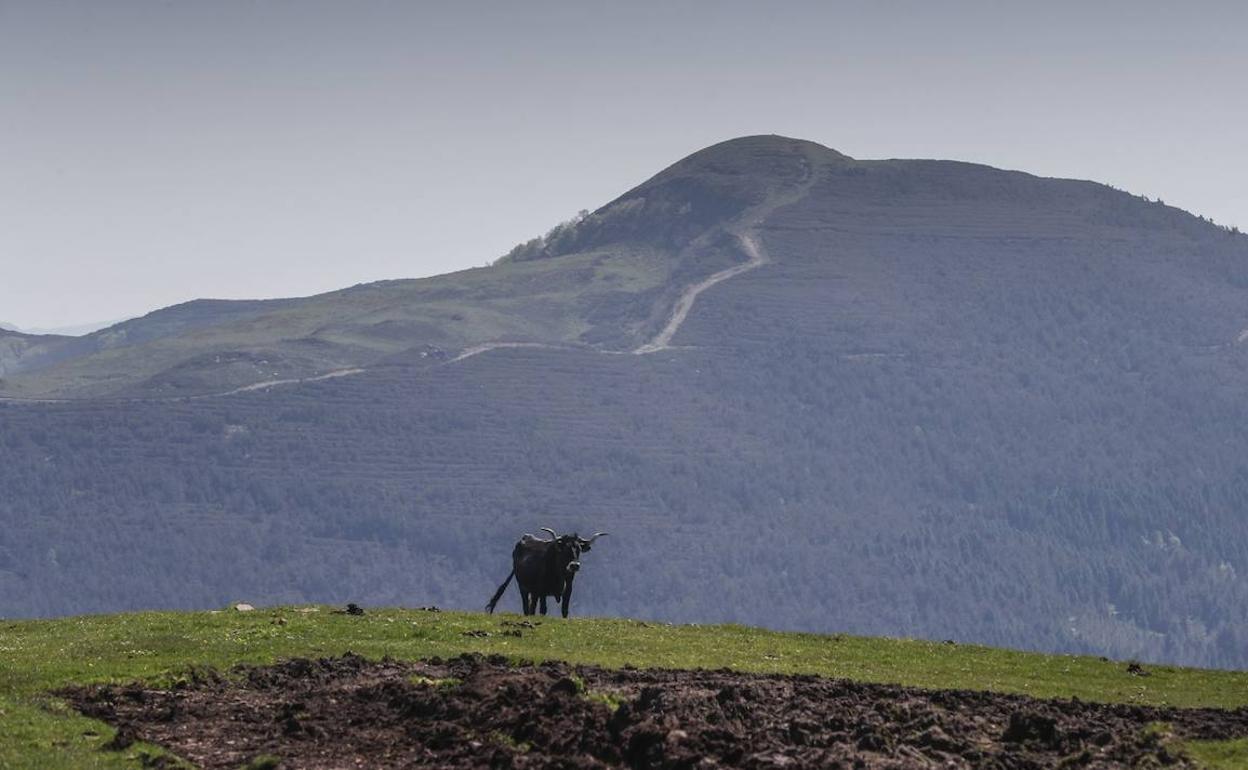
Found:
60,654 -> 1248,769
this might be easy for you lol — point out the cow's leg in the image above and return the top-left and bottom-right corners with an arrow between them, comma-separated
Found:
539,595 -> 548,615
561,584 -> 573,618
520,590 -> 532,615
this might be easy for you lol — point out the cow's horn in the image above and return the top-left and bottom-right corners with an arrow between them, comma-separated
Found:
540,527 -> 559,539
584,532 -> 609,544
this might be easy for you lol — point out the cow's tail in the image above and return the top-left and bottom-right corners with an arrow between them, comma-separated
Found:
485,569 -> 515,614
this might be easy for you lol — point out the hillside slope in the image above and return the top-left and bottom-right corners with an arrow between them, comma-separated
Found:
0,328 -> 73,378
2,136 -> 1248,669
0,137 -> 822,400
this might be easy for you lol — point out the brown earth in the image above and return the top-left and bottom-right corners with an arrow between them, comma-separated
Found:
60,653 -> 1248,769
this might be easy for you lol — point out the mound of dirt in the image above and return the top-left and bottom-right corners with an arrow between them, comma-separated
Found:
60,653 -> 1248,769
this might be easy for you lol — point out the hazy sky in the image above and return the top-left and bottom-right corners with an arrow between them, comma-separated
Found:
3,1 -> 1245,330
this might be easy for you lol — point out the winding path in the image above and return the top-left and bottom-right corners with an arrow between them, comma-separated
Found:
632,155 -> 815,354
449,341 -> 573,364
632,231 -> 770,355
0,367 -> 369,404
194,367 -> 367,398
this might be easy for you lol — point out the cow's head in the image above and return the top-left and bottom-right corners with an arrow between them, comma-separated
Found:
555,535 -> 583,577
540,529 -> 609,575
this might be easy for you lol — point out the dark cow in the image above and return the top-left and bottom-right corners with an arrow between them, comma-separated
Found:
485,527 -> 608,617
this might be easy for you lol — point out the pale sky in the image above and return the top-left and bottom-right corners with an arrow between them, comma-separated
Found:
2,1 -> 1245,330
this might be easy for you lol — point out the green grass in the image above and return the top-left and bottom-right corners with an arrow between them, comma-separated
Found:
3,606 -> 1247,768
584,690 -> 627,712
1185,739 -> 1248,769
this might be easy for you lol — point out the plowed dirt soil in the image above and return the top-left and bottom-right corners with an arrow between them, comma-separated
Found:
61,653 -> 1248,768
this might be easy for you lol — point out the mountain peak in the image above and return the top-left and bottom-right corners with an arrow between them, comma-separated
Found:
643,134 -> 847,192
501,135 -> 844,264
668,134 -> 850,168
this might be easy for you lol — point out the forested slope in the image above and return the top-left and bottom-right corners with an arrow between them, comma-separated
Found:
2,136 -> 1247,668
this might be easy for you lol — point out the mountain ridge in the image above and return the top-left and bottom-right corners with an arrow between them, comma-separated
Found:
3,134 -> 1239,399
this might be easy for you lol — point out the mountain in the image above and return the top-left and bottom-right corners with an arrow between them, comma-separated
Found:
2,136 -> 1247,667
0,137 -> 824,400
0,327 -> 73,380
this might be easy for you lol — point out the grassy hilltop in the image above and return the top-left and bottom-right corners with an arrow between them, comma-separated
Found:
2,607 -> 1248,768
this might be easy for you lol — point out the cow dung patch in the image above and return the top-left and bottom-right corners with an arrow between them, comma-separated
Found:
59,653 -> 1248,768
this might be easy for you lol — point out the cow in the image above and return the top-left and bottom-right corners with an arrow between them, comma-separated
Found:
485,527 -> 608,618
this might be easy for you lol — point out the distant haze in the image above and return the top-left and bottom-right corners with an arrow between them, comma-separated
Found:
3,0 -> 1246,329
1,318 -> 130,337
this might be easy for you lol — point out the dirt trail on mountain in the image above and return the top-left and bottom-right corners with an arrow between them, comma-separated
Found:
0,367 -> 370,404
196,367 -> 368,398
632,231 -> 771,355
62,653 -> 1248,769
450,341 -> 575,363
634,154 -> 815,355
452,168 -> 812,362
